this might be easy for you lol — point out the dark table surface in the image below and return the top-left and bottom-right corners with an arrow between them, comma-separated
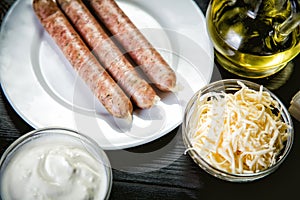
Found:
1,0 -> 300,199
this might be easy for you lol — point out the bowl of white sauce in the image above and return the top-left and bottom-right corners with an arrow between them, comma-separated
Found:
0,127 -> 112,200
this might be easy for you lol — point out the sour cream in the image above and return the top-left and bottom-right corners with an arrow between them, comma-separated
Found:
0,129 -> 111,200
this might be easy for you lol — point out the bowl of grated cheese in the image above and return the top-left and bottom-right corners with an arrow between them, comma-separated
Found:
182,79 -> 293,182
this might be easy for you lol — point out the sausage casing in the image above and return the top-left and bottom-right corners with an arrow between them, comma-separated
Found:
33,0 -> 133,119
57,0 -> 159,109
88,0 -> 177,92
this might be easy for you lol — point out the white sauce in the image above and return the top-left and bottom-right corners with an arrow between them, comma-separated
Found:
1,134 -> 109,200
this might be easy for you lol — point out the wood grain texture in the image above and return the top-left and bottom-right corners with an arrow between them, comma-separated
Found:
0,89 -> 32,155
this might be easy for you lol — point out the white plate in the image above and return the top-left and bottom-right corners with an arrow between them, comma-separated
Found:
0,0 -> 214,150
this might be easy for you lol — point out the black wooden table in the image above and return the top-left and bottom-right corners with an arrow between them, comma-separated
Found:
1,0 -> 300,199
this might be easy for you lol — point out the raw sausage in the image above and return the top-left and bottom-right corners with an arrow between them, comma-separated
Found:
57,0 -> 158,109
33,0 -> 133,119
88,0 -> 177,92
57,0 -> 159,109
33,0 -> 132,119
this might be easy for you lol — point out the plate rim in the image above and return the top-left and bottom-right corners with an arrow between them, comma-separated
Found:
0,0 -> 214,150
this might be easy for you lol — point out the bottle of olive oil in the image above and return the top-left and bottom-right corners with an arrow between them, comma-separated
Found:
206,0 -> 300,78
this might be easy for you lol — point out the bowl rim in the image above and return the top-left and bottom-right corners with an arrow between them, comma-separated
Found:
182,79 -> 294,181
0,126 -> 113,199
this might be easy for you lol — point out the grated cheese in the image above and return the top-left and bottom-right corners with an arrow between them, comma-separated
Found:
186,81 -> 290,174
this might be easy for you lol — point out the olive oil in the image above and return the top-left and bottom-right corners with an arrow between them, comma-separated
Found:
206,0 -> 300,78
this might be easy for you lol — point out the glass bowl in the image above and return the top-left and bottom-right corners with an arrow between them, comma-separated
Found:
0,127 -> 112,199
182,79 -> 294,182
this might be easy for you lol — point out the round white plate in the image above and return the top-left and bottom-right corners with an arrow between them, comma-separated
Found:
0,0 -> 214,150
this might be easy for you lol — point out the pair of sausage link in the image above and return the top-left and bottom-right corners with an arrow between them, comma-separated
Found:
88,0 -> 177,92
57,0 -> 158,109
33,0 -> 133,119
